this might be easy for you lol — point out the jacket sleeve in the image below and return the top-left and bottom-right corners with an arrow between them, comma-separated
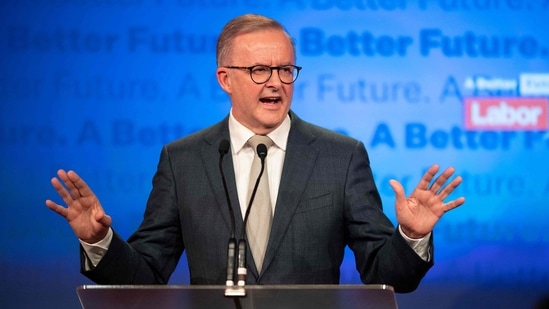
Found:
344,141 -> 433,293
81,146 -> 184,284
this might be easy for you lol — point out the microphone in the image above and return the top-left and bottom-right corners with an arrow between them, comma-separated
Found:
238,143 -> 268,286
219,140 -> 237,291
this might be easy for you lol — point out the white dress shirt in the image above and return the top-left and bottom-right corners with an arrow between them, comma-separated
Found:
228,110 -> 290,217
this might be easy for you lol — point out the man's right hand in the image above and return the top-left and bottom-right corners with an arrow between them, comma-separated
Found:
45,169 -> 111,244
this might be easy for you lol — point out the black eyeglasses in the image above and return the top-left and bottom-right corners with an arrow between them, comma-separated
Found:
223,65 -> 302,84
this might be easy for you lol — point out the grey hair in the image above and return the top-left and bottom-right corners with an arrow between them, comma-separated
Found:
216,14 -> 296,66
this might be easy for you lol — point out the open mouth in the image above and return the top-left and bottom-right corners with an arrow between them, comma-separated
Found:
260,97 -> 281,104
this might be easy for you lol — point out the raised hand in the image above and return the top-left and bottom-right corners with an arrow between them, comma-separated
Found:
390,164 -> 465,239
45,169 -> 111,243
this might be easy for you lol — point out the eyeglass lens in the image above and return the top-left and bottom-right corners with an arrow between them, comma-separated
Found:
250,66 -> 299,84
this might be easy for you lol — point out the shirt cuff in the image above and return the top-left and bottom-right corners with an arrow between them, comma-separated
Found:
398,225 -> 431,262
79,228 -> 113,269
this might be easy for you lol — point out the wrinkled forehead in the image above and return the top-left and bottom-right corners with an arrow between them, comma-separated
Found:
230,30 -> 296,62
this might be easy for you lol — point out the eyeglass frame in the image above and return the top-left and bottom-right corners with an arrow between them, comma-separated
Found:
222,65 -> 302,84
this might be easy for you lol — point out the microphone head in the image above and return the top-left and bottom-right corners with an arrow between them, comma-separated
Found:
219,139 -> 230,155
256,143 -> 267,159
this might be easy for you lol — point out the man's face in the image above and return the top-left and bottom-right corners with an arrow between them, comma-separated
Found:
216,29 -> 295,135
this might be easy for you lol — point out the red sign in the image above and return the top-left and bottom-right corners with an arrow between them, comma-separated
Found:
464,97 -> 548,130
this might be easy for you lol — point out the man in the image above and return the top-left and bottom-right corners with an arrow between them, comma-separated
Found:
46,14 -> 465,293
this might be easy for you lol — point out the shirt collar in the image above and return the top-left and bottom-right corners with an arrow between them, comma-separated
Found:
228,109 -> 290,154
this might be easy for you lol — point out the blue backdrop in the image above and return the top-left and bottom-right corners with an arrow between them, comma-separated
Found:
1,1 -> 548,308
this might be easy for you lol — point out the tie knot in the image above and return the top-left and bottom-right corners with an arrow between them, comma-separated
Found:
247,135 -> 273,150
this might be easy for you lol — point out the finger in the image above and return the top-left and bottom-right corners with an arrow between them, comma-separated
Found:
436,175 -> 463,201
45,199 -> 68,218
66,170 -> 96,199
442,196 -> 466,213
50,176 -> 78,207
56,169 -> 81,200
416,164 -> 440,190
429,166 -> 456,194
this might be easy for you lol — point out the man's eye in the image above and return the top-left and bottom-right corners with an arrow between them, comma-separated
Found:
253,67 -> 269,73
281,67 -> 292,74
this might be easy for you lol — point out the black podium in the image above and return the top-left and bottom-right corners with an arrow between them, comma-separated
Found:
77,284 -> 397,309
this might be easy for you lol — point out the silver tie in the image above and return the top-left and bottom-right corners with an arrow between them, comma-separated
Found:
246,135 -> 273,272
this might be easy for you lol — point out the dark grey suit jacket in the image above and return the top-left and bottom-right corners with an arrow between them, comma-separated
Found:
83,111 -> 432,293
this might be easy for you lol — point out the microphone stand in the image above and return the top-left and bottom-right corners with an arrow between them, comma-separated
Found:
219,140 -> 245,298
223,142 -> 268,298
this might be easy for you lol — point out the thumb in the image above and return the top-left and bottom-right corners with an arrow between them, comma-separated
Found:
95,212 -> 112,228
389,179 -> 406,207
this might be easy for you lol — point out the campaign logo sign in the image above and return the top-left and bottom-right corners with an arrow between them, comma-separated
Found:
464,97 -> 548,130
520,73 -> 549,96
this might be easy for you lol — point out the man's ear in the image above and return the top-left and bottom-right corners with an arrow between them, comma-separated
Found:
216,67 -> 232,94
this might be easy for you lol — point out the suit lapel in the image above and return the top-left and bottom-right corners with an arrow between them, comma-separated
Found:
261,113 -> 319,275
